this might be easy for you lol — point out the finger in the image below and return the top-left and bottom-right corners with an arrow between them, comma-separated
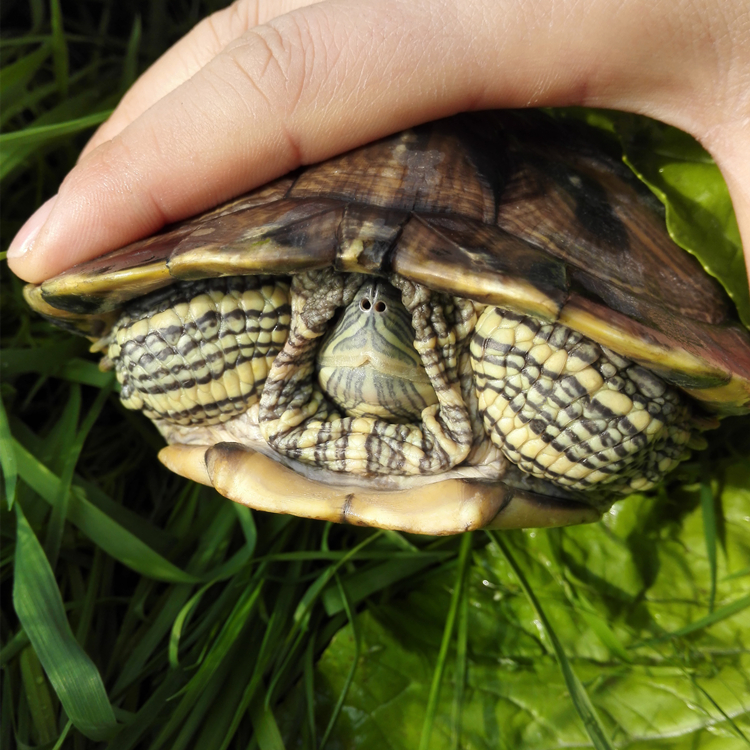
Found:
9,0 -> 749,284
81,0 -> 317,158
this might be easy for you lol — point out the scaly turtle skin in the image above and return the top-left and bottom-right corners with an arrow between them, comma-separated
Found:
24,110 -> 750,534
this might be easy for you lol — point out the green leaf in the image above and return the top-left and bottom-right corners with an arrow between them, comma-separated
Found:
13,501 -> 119,741
624,146 -> 750,327
293,457 -> 750,749
555,109 -> 750,327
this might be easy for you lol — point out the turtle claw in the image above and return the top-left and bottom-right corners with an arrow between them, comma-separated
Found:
159,441 -> 603,534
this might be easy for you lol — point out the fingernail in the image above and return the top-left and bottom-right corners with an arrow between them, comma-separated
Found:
7,195 -> 58,259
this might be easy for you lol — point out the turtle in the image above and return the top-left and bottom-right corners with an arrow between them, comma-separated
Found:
24,110 -> 750,535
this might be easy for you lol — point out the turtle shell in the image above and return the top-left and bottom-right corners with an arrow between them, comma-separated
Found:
25,110 -> 750,416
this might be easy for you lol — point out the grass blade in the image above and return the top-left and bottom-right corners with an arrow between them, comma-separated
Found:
419,533 -> 472,750
0,395 -> 18,509
120,15 -> 142,90
0,630 -> 31,668
0,41 -> 50,93
43,384 -> 82,564
318,574 -> 362,749
0,41 -> 51,112
60,358 -> 119,388
633,592 -> 750,648
451,556 -> 469,750
322,552 -> 443,615
49,0 -> 69,98
1,342 -> 89,378
46,382 -> 113,568
250,691 -> 286,750
13,501 -> 118,741
155,579 -> 265,744
106,670 -> 185,750
488,531 -> 615,750
700,479 -> 718,613
19,645 -> 57,744
110,584 -> 194,697
0,109 -> 112,181
14,439 -> 204,583
688,673 -> 750,747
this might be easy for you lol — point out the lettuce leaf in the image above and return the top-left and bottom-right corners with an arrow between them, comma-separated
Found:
286,457 -> 750,748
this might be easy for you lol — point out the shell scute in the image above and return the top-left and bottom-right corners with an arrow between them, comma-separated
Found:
38,232 -> 176,315
167,199 -> 344,279
496,122 -> 730,326
392,214 -> 567,322
191,177 -> 296,222
23,285 -> 118,338
334,204 -> 407,274
289,122 -> 500,222
557,294 -> 745,407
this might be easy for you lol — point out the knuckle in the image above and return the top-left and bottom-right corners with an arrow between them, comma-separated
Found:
192,0 -> 258,53
222,3 -> 361,116
231,18 -> 313,115
203,10 -> 341,163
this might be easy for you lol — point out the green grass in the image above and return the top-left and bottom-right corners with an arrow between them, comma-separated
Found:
2,2 -> 750,748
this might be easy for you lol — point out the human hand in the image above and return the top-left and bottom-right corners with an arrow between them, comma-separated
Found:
8,0 -> 750,286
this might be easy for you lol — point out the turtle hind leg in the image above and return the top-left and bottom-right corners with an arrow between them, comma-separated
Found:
470,308 -> 695,494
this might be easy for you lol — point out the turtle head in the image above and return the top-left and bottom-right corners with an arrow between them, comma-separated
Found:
317,280 -> 438,423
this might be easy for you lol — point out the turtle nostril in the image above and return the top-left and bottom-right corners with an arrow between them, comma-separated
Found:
360,298 -> 372,311
374,301 -> 387,313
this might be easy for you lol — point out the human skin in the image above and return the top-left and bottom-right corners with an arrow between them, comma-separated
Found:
7,0 -> 750,286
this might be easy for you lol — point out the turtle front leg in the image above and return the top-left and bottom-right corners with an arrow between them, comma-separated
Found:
470,308 -> 697,494
258,270 -> 474,477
